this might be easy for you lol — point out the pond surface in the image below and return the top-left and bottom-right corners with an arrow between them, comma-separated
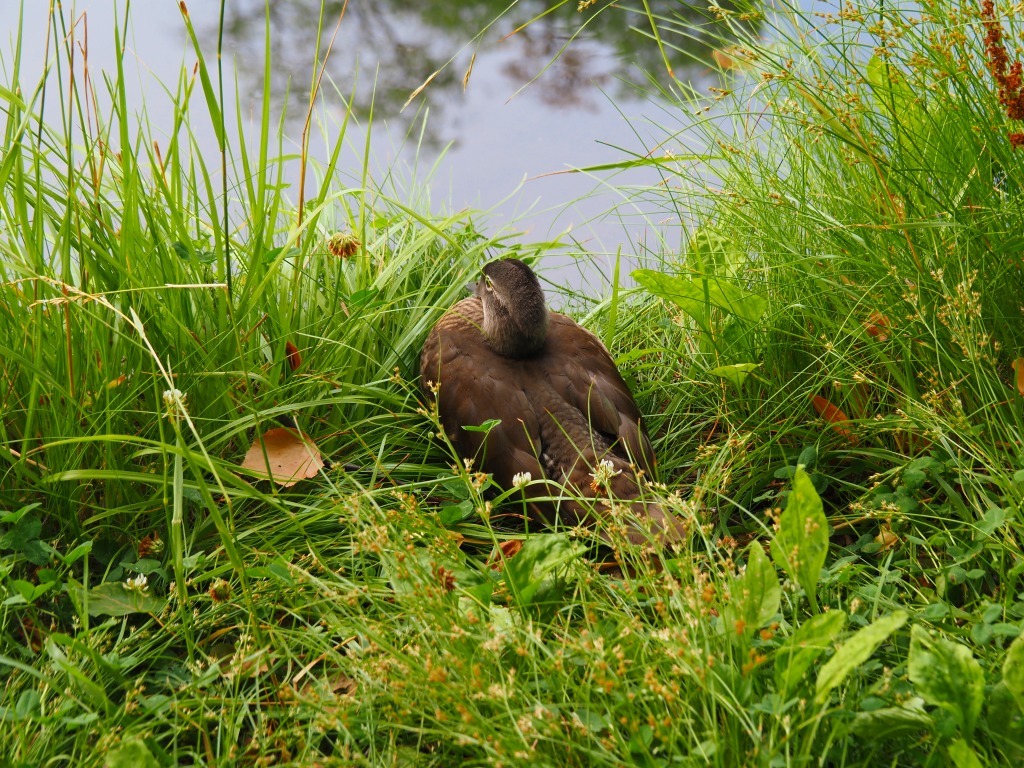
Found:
0,1 -> 762,293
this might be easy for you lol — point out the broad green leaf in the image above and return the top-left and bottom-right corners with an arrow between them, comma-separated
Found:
462,418 -> 502,433
771,467 -> 829,612
633,269 -> 708,326
866,55 -> 946,175
688,228 -> 740,276
349,287 -> 380,307
797,445 -> 818,470
693,276 -> 768,325
0,511 -> 41,546
14,689 -> 41,720
461,580 -> 494,611
503,533 -> 582,608
1002,632 -> 1024,711
815,611 -> 908,705
0,511 -> 50,564
632,269 -> 768,325
947,739 -> 984,768
574,707 -> 610,733
909,624 -> 984,738
793,83 -> 875,161
866,55 -> 924,126
389,550 -> 489,613
62,541 -> 93,566
977,506 -> 1007,537
0,502 -> 41,525
775,610 -> 847,696
439,499 -> 475,525
987,681 -> 1024,750
729,543 -> 780,638
12,579 -> 53,604
45,637 -> 113,711
850,697 -> 932,740
81,581 -> 166,617
104,739 -> 160,768
708,363 -> 761,390
489,605 -> 514,633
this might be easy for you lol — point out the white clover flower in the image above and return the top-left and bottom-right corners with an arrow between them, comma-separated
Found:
589,459 -> 621,485
123,573 -> 149,594
512,472 -> 532,489
162,388 -> 188,422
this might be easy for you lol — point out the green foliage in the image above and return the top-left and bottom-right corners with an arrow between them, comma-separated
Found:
771,467 -> 830,612
104,739 -> 161,768
725,542 -> 779,639
73,581 -> 166,618
500,533 -> 584,619
774,609 -> 847,698
4,0 -> 1024,765
1004,633 -> 1024,711
909,625 -> 984,739
815,610 -> 908,706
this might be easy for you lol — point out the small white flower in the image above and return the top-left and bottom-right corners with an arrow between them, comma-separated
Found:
589,459 -> 621,485
512,472 -> 532,489
123,573 -> 149,594
162,388 -> 187,422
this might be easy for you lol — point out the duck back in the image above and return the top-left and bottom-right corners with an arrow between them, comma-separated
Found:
421,295 -> 683,544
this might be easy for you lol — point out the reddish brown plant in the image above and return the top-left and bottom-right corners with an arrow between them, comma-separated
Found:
981,0 -> 1024,146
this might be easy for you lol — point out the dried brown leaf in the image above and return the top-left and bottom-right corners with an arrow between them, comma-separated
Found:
810,394 -> 860,445
489,539 -> 524,570
285,341 -> 302,371
875,524 -> 900,553
1012,358 -> 1024,396
864,311 -> 891,342
241,427 -> 324,487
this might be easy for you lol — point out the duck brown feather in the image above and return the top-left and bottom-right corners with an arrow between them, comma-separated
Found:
420,259 -> 684,545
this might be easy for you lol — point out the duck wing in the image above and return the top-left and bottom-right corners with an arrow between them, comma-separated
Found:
420,298 -> 548,489
421,301 -> 676,541
545,313 -> 657,478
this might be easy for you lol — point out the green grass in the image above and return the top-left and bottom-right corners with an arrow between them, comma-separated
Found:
3,0 -> 1024,765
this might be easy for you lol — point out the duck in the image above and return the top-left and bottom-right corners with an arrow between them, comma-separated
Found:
420,257 -> 684,545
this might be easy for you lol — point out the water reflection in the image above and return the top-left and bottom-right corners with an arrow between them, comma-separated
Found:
0,0 -> 760,295
210,0 -> 753,147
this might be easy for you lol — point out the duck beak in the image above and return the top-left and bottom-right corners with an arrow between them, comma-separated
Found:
469,278 -> 483,297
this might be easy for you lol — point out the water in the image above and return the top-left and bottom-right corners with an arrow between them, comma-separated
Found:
0,1 -> 751,295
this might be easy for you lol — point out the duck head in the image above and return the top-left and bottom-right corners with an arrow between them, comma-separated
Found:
475,258 -> 549,358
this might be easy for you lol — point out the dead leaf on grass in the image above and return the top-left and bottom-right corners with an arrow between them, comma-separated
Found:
241,427 -> 324,487
810,394 -> 860,445
285,341 -> 302,371
489,539 -> 524,570
864,311 -> 891,342
1012,358 -> 1024,396
875,523 -> 900,553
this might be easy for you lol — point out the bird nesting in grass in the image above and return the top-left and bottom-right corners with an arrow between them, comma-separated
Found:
420,257 -> 684,545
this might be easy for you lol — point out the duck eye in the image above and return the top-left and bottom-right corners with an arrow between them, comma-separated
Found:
483,275 -> 494,291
